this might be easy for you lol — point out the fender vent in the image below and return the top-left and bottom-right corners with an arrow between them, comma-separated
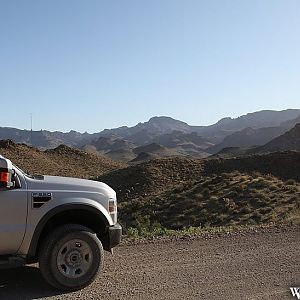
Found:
32,192 -> 52,208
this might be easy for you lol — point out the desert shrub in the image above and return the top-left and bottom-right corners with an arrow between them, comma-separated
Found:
172,184 -> 185,193
221,173 -> 231,179
252,211 -> 263,222
259,206 -> 272,214
221,197 -> 237,212
226,190 -> 238,198
132,214 -> 151,232
265,174 -> 275,181
252,172 -> 262,179
190,183 -> 204,194
250,179 -> 268,189
202,187 -> 210,198
235,183 -> 248,194
202,180 -> 210,187
206,196 -> 226,213
194,193 -> 204,200
211,176 -> 223,184
285,207 -> 300,225
287,186 -> 299,193
277,182 -> 283,188
128,214 -> 168,237
215,213 -> 229,223
200,208 -> 208,217
269,184 -> 278,191
127,227 -> 139,238
240,206 -> 251,214
247,218 -> 257,225
253,196 -> 268,208
208,184 -> 215,190
285,179 -> 297,186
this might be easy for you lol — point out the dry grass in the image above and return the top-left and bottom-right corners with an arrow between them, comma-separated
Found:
119,171 -> 300,230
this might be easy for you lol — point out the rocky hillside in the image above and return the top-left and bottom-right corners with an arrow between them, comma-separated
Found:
97,151 -> 300,202
132,143 -> 179,158
204,151 -> 300,181
96,152 -> 300,230
280,113 -> 300,128
82,136 -> 136,154
84,131 -> 212,162
0,140 -> 124,178
120,171 -> 300,229
208,126 -> 287,154
96,157 -> 205,202
152,131 -> 212,158
254,123 -> 300,153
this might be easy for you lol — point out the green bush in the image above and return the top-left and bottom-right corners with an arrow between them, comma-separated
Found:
128,214 -> 169,237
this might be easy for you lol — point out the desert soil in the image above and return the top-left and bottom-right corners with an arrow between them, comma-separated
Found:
0,225 -> 299,300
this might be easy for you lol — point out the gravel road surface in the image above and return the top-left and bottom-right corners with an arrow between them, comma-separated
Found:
0,225 -> 299,300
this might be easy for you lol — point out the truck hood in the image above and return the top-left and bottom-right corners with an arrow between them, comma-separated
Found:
26,175 -> 116,198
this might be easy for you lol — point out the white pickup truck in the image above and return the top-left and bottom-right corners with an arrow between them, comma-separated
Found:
0,155 -> 122,291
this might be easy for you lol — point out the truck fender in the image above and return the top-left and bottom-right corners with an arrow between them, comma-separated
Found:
27,203 -> 110,259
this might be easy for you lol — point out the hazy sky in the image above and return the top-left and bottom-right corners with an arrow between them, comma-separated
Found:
0,0 -> 299,133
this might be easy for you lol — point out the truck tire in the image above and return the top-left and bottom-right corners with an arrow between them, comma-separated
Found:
39,224 -> 104,291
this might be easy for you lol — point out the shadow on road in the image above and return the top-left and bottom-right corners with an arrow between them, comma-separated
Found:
0,266 -> 66,300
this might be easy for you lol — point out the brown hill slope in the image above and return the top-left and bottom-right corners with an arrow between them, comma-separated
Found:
0,140 -> 124,178
83,136 -> 135,153
153,131 -> 213,149
132,143 -> 179,158
96,157 -> 205,202
97,153 -> 300,230
106,148 -> 137,162
97,152 -> 300,203
120,171 -> 300,229
203,151 -> 300,181
130,151 -> 160,163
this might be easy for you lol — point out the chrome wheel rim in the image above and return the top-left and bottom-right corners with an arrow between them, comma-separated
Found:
57,239 -> 93,278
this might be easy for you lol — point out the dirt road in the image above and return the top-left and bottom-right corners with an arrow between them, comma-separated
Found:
0,225 -> 299,300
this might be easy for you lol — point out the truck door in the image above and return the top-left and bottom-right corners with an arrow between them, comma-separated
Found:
0,169 -> 28,255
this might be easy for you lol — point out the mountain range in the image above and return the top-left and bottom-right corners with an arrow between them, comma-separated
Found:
1,109 -> 300,162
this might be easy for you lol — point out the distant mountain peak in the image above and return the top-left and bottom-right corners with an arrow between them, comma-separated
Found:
216,117 -> 232,125
148,116 -> 188,125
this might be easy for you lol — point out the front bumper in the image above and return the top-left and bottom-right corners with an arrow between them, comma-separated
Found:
108,223 -> 122,249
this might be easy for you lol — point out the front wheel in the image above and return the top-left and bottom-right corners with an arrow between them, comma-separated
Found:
39,224 -> 104,291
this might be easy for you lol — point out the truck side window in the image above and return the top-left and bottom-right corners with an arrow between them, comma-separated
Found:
11,171 -> 21,189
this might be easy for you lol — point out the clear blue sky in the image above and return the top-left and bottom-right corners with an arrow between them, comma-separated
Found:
0,0 -> 299,133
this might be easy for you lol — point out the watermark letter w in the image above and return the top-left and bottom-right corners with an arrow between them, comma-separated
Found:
290,288 -> 300,299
